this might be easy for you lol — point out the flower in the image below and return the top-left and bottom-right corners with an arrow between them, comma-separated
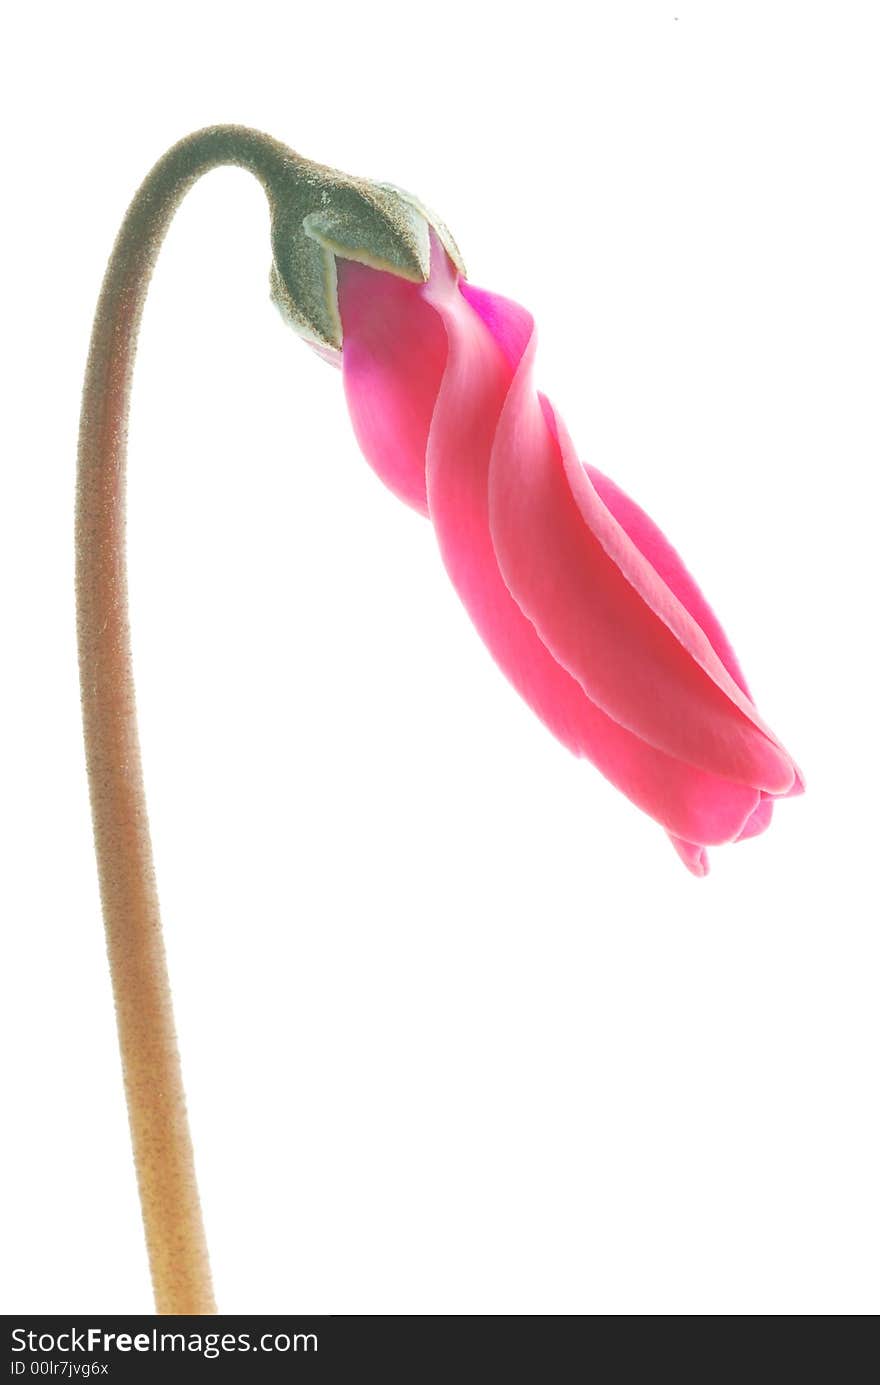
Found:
290,215 -> 803,875
330,235 -> 803,875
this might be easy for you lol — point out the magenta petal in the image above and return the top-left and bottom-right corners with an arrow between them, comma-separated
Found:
580,461 -> 805,802
338,258 -> 447,515
420,261 -> 762,848
668,837 -> 711,877
583,464 -> 751,697
735,794 -> 775,841
486,321 -> 797,795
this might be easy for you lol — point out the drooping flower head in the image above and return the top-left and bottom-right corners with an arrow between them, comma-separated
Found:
270,165 -> 802,875
76,122 -> 809,1322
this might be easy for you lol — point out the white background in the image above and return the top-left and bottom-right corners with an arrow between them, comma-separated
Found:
2,1 -> 877,1315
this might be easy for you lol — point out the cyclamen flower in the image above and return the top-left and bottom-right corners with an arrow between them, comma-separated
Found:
332,237 -> 802,875
78,127 -> 807,1319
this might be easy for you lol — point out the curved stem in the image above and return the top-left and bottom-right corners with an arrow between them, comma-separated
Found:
76,127 -> 296,1315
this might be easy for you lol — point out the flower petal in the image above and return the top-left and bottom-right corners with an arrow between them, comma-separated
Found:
580,461 -> 804,800
734,793 -> 775,841
337,258 -> 447,515
486,311 -> 797,795
583,464 -> 751,697
668,837 -> 711,877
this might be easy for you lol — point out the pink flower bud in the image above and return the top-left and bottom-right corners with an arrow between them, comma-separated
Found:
336,236 -> 802,874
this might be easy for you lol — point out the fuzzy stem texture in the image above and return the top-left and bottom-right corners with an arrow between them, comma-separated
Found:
76,126 -> 295,1316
